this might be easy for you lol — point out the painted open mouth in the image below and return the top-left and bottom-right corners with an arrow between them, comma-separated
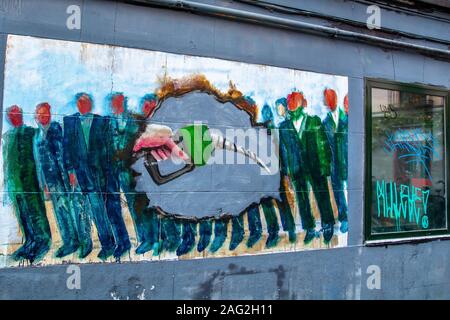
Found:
131,89 -> 280,220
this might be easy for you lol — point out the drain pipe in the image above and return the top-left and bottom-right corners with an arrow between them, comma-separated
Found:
130,0 -> 450,60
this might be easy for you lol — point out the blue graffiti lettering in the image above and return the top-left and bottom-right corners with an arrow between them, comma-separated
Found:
376,180 -> 429,229
383,128 -> 441,181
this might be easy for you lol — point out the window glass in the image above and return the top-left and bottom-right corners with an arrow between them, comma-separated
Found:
370,86 -> 446,236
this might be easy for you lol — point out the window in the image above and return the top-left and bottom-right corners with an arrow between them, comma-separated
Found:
365,80 -> 450,241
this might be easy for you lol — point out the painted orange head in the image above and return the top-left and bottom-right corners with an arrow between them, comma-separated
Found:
324,88 -> 338,111
35,102 -> 51,126
142,100 -> 157,118
287,91 -> 304,112
111,94 -> 125,115
344,94 -> 349,114
6,105 -> 23,127
77,94 -> 93,115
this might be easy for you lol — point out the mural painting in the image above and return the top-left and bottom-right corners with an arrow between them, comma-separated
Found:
0,35 -> 348,267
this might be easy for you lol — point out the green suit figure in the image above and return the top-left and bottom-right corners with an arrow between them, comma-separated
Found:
3,105 -> 51,262
279,92 -> 335,244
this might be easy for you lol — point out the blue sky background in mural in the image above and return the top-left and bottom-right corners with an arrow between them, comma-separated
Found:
0,35 -> 348,249
2,35 -> 348,131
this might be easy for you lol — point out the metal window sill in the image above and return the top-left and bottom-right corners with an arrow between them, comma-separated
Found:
365,234 -> 450,246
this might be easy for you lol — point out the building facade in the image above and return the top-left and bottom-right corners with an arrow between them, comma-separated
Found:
0,0 -> 449,299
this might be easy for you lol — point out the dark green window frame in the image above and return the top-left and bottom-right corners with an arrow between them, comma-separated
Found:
365,79 -> 450,242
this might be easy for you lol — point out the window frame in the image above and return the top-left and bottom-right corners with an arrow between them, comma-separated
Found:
364,79 -> 450,243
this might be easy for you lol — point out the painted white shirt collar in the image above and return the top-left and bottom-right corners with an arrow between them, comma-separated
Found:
293,113 -> 306,136
331,109 -> 339,127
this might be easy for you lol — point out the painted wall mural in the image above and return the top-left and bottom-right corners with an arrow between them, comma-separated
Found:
0,35 -> 348,267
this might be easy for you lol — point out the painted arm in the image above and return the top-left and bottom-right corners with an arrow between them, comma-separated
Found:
53,124 -> 71,191
32,134 -> 49,199
278,127 -> 291,178
2,132 -> 10,205
62,118 -> 73,172
314,119 -> 332,177
62,118 -> 77,187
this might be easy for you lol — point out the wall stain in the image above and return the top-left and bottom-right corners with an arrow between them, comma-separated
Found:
269,265 -> 288,300
193,263 -> 290,299
109,276 -> 146,300
193,270 -> 226,300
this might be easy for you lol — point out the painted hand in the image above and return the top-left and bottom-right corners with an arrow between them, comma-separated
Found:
69,173 -> 77,187
133,124 -> 189,162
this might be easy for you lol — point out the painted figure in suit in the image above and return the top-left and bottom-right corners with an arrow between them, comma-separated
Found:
102,93 -> 132,259
33,103 -> 80,258
112,94 -> 161,255
323,90 -> 348,233
278,91 -> 335,244
257,103 -> 283,247
263,98 -> 297,243
3,105 -> 51,262
63,93 -> 115,260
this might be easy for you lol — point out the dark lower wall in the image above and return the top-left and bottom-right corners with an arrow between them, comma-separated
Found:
0,0 -> 449,299
2,239 -> 450,299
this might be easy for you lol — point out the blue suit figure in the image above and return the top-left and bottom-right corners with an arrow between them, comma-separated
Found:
34,103 -> 80,258
110,94 -> 161,255
261,101 -> 296,244
102,93 -> 133,258
63,93 -> 116,260
323,90 -> 348,233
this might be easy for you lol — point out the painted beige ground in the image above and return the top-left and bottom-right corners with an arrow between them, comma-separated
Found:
1,178 -> 347,267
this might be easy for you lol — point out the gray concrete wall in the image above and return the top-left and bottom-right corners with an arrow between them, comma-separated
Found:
0,0 -> 449,299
